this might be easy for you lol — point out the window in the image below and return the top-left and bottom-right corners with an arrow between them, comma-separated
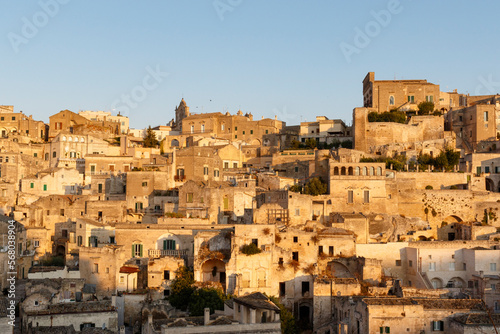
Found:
396,260 -> 402,266
363,190 -> 369,203
233,162 -> 238,168
34,300 -> 39,306
318,246 -> 323,254
294,166 -> 299,173
221,124 -> 225,131
60,209 -> 65,216
33,153 -> 37,158
30,183 -> 34,189
93,263 -> 99,273
34,240 -> 39,248
12,116 -> 15,121
164,270 -> 170,280
242,131 -> 245,135
407,95 -> 415,103
429,262 -> 436,271
347,190 -> 353,203
224,162 -> 229,169
329,246 -> 334,256
214,169 -> 219,177
449,262 -> 455,271
409,260 -> 413,267
235,127 -> 237,131
163,239 -> 176,250
295,208 -> 300,216
43,184 -> 47,191
203,167 -> 209,175
490,263 -> 497,271
380,327 -> 390,333
250,130 -> 253,135
190,125 -> 194,133
463,263 -> 466,270
119,276 -> 125,283
485,166 -> 490,173
484,111 -> 489,122
389,96 -> 395,105
132,243 -> 143,257
292,252 -> 299,261
279,282 -> 286,296
98,183 -> 103,193
302,281 -> 310,296
141,181 -> 148,187
426,95 -> 434,103
432,320 -> 444,331
187,193 -> 193,203
293,236 -> 298,243
0,117 -> 3,121
266,130 -> 269,134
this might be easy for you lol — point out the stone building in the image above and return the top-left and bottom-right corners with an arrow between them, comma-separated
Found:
298,116 -> 351,144
49,109 -> 121,139
446,103 -> 499,152
362,72 -> 443,113
78,110 -> 129,134
0,216 -> 35,290
0,105 -> 47,141
333,296 -> 485,334
47,132 -> 118,169
20,167 -> 83,196
353,107 -> 454,156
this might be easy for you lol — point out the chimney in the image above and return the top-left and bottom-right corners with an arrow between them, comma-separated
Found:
204,308 -> 210,325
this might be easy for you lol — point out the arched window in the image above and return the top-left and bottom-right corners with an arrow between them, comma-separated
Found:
334,167 -> 339,175
377,167 -> 382,176
389,96 -> 395,106
348,167 -> 354,175
355,167 -> 360,176
370,167 -> 375,176
341,167 -> 346,175
363,167 -> 368,176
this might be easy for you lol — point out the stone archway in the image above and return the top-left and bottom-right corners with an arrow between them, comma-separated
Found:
443,215 -> 463,224
201,259 -> 226,287
431,277 -> 443,289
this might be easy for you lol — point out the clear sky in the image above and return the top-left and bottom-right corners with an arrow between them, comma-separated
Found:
1,0 -> 500,129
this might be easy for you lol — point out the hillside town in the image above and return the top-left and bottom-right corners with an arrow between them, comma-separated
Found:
1,72 -> 500,333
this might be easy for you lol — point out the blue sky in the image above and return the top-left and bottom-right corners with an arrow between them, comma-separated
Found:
1,0 -> 500,129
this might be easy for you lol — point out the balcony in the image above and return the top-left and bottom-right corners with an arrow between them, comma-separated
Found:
174,175 -> 186,181
148,249 -> 187,258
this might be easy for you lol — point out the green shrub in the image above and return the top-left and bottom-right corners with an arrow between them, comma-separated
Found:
368,111 -> 406,124
240,243 -> 262,255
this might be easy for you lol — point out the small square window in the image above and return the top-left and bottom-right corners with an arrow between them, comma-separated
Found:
293,236 -> 298,243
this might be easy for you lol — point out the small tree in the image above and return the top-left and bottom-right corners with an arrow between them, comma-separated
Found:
269,296 -> 298,334
417,101 -> 434,115
303,177 -> 327,196
188,288 -> 226,316
305,138 -> 317,149
169,266 -> 195,311
143,126 -> 159,148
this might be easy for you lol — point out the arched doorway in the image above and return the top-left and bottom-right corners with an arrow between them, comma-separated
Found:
431,278 -> 443,289
446,277 -> 465,288
201,259 -> 226,288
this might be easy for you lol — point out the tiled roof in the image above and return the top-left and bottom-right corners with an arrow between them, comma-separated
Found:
24,301 -> 115,316
233,292 -> 280,312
